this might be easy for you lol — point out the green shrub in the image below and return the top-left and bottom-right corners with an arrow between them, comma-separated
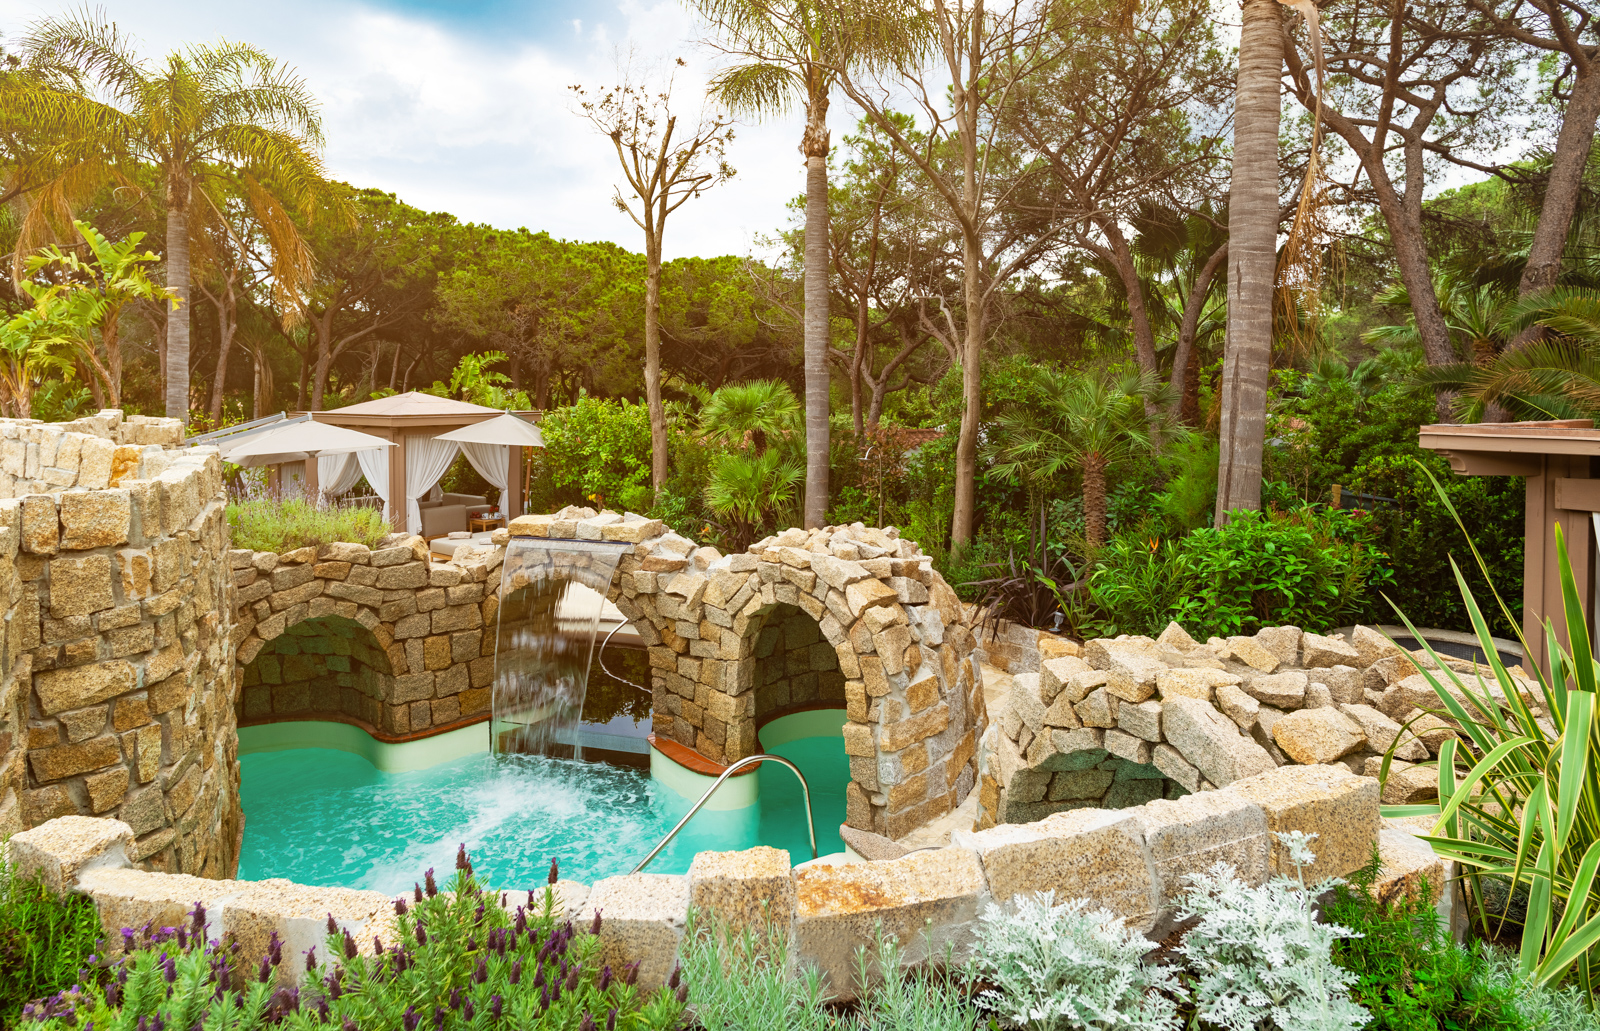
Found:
1324,851 -> 1525,1030
226,500 -> 391,553
0,861 -> 105,1029
23,851 -> 684,1031
530,396 -> 654,513
1086,506 -> 1394,637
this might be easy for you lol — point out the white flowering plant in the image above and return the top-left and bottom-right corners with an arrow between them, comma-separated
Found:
968,892 -> 1182,1031
1176,831 -> 1369,1031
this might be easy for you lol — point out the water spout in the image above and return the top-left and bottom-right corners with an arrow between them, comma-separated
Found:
491,537 -> 631,760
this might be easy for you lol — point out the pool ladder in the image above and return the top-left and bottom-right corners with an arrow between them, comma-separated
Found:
631,754 -> 818,873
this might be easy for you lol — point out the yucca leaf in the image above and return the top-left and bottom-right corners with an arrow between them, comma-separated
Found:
1559,692 -> 1595,851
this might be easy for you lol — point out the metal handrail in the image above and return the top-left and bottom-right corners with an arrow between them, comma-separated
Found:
632,754 -> 817,873
597,621 -> 651,695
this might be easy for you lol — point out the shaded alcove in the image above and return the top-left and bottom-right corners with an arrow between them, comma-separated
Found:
239,616 -> 394,728
750,602 -> 848,721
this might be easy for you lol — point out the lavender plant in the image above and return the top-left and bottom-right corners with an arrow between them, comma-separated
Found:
20,848 -> 685,1031
1176,831 -> 1369,1031
967,892 -> 1182,1031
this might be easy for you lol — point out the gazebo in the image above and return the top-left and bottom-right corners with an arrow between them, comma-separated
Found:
308,392 -> 539,533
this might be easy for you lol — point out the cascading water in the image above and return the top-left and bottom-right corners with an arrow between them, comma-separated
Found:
490,537 -> 630,759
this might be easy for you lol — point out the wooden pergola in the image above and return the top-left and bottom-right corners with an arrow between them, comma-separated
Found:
1418,419 -> 1600,672
307,392 -> 532,523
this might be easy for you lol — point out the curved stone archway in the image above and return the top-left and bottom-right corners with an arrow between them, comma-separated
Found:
504,508 -> 986,838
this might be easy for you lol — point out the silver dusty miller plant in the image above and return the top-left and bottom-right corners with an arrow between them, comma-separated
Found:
968,892 -> 1182,1031
1177,831 -> 1369,1031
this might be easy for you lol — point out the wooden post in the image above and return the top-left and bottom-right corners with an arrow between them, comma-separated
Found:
507,446 -> 522,518
304,453 -> 320,506
390,433 -> 408,535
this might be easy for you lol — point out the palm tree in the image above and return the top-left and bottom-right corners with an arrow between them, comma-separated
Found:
11,13 -> 328,425
1214,0 -> 1282,523
693,0 -> 923,529
706,449 -> 805,549
698,378 -> 802,453
985,365 -> 1171,550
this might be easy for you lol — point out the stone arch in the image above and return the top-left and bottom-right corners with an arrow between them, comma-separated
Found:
506,508 -> 987,836
239,615 -> 393,728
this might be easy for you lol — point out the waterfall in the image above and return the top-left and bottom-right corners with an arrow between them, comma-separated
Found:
491,537 -> 630,760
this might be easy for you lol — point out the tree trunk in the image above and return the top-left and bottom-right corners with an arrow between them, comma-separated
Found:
1170,242 -> 1227,423
1521,68 -> 1600,295
103,313 -> 122,407
952,231 -> 984,548
644,235 -> 668,489
208,278 -> 237,425
804,153 -> 831,528
164,195 -> 191,425
1215,0 -> 1281,525
1083,453 -> 1108,549
1098,217 -> 1159,376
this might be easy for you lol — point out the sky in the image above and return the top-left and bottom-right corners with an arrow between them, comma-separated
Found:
0,0 -> 810,260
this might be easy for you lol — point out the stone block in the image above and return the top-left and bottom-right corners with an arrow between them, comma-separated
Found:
1302,632 -> 1361,668
49,554 -> 116,616
1084,636 -> 1155,671
586,874 -> 688,989
1132,789 -> 1272,910
793,848 -> 988,1000
845,579 -> 898,618
1040,656 -> 1092,702
687,846 -> 795,938
21,494 -> 58,555
1225,636 -> 1280,672
1215,683 -> 1260,729
1223,764 -> 1380,882
1273,707 -> 1367,764
1105,653 -> 1165,704
1155,668 -> 1217,702
59,490 -> 131,549
1316,665 -> 1365,705
1073,687 -> 1117,728
1105,728 -> 1154,764
1245,670 -> 1307,709
955,809 -> 1160,933
6,816 -> 133,893
1253,626 -> 1303,666
1351,624 -> 1406,668
1152,743 -> 1200,792
34,660 -> 136,715
1338,703 -> 1427,762
1161,695 -> 1276,788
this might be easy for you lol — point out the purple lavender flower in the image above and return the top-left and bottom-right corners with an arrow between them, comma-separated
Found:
121,928 -> 138,952
597,965 -> 611,992
415,922 -> 427,947
190,902 -> 207,935
259,955 -> 272,984
675,983 -> 688,1004
395,897 -> 408,916
578,1014 -> 595,1031
304,947 -> 317,973
343,1018 -> 358,1031
343,930 -> 357,960
424,869 -> 437,897
533,962 -> 546,989
449,988 -> 462,1010
402,1007 -> 420,1031
374,937 -> 385,956
161,954 -> 177,983
414,883 -> 424,904
606,1009 -> 617,1031
462,999 -> 475,1021
565,963 -> 580,992
455,844 -> 472,875
433,1006 -> 445,1031
667,965 -> 680,990
268,932 -> 284,966
590,909 -> 602,935
490,995 -> 503,1022
473,956 -> 488,985
326,914 -> 339,936
508,957 -> 521,985
547,859 -> 558,886
513,908 -> 527,935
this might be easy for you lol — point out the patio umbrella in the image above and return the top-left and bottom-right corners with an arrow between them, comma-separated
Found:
432,412 -> 544,447
222,419 -> 395,461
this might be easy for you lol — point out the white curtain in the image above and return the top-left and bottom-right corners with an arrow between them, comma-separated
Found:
460,442 -> 509,505
406,434 -> 461,534
356,448 -> 391,522
318,452 -> 367,497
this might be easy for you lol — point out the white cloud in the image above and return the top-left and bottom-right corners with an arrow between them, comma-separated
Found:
0,0 -> 809,259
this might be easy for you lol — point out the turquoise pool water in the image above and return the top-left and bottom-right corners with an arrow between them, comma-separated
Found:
237,722 -> 849,893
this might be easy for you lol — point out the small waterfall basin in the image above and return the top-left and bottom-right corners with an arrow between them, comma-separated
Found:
235,709 -> 850,893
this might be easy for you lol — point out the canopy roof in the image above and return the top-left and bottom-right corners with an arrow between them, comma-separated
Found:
324,392 -> 500,418
222,420 -> 395,461
433,412 -> 544,447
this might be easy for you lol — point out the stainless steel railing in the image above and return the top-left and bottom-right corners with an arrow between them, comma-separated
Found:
631,754 -> 817,873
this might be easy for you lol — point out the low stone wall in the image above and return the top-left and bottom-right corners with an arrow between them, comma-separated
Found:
10,761 -> 1421,1000
978,621 -> 1513,828
0,411 -> 240,877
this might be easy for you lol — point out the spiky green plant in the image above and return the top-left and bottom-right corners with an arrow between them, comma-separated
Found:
1384,463 -> 1600,996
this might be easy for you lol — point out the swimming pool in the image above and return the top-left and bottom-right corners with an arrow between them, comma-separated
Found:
236,711 -> 850,893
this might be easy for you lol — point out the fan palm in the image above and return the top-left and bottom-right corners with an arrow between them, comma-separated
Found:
705,449 -> 804,550
1415,287 -> 1600,420
985,365 -> 1172,549
8,13 -> 329,424
698,378 -> 802,453
693,0 -> 926,529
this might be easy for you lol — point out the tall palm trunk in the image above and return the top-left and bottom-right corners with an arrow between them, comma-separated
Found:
1214,0 -> 1280,525
644,233 -> 668,489
165,190 -> 191,425
803,142 -> 831,529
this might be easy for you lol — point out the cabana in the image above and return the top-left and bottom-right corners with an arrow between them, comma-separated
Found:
311,392 -> 541,534
1418,418 -> 1600,674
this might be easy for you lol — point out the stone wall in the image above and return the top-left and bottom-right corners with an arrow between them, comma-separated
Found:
8,761 -> 1422,1001
979,620 -> 1515,828
231,539 -> 505,737
0,410 -> 240,878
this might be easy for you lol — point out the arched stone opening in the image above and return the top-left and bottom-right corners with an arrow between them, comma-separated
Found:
239,615 -> 394,728
749,602 -> 848,724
